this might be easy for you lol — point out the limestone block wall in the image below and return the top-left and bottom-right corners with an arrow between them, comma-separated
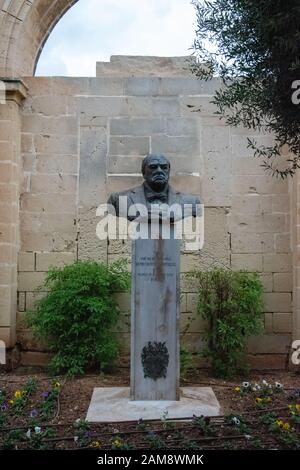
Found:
15,57 -> 293,368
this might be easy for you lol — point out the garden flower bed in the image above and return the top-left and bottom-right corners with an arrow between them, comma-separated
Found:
0,369 -> 299,450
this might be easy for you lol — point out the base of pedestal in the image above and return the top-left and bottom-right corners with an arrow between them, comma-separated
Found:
86,387 -> 220,422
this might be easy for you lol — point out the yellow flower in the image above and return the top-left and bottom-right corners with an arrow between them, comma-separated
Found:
276,420 -> 284,427
14,390 -> 22,399
283,423 -> 290,431
288,404 -> 293,409
9,399 -> 14,405
295,404 -> 300,412
113,438 -> 123,448
53,382 -> 61,389
291,411 -> 296,416
91,441 -> 102,449
234,387 -> 241,393
255,397 -> 262,403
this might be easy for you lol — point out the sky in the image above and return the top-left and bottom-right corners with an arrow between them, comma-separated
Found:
35,0 -> 197,77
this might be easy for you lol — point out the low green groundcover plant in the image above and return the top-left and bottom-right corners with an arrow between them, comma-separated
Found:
190,269 -> 264,378
26,260 -> 130,376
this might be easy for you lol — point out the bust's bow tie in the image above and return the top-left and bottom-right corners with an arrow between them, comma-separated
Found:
147,193 -> 168,203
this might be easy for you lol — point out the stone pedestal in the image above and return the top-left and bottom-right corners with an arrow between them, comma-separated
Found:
87,387 -> 220,422
131,223 -> 180,400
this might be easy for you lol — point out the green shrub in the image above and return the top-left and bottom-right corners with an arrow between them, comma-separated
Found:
190,269 -> 264,378
26,260 -> 130,376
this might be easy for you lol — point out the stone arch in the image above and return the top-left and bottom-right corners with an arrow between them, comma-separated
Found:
0,0 -> 79,77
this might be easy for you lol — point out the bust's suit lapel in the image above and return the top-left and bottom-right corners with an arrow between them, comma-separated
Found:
129,186 -> 148,207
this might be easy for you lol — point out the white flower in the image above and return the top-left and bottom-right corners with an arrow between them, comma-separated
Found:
242,382 -> 250,388
25,429 -> 31,439
74,436 -> 78,443
268,384 -> 273,389
252,386 -> 258,392
232,417 -> 240,426
34,426 -> 42,434
254,383 -> 261,390
75,418 -> 81,424
244,434 -> 252,440
275,382 -> 283,389
262,380 -> 268,386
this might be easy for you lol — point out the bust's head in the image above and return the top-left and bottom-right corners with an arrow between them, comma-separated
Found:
142,154 -> 170,192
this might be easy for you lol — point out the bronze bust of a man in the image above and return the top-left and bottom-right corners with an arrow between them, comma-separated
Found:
107,154 -> 201,221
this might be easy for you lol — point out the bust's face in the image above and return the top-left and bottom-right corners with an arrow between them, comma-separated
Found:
143,156 -> 170,191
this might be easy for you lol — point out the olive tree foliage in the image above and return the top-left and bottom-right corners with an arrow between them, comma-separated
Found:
191,0 -> 300,177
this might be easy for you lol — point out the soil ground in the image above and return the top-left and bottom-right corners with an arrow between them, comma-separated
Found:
0,368 -> 300,450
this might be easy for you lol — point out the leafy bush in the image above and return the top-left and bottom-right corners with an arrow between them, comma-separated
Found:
26,260 -> 130,376
190,269 -> 264,378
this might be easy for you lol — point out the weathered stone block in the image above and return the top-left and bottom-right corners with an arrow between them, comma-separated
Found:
22,115 -> 77,136
108,155 -> 144,174
159,78 -> 211,96
272,194 -> 290,213
79,127 -> 107,206
21,193 -> 77,213
0,326 -> 16,349
36,252 -> 75,271
0,223 -> 13,244
246,354 -> 287,370
228,213 -> 288,234
180,313 -> 207,333
34,134 -> 78,155
18,292 -> 25,312
110,117 -> 164,136
115,292 -> 130,312
231,194 -> 261,214
151,135 -> 199,155
180,274 -> 199,293
264,313 -> 273,334
152,97 -> 180,116
231,175 -> 288,194
273,313 -> 292,333
30,95 -> 74,116
18,272 -> 45,292
260,273 -> 273,292
78,208 -> 108,263
275,233 -> 291,253
0,162 -> 15,184
124,78 -> 160,96
86,77 -> 125,96
263,293 -> 292,312
0,202 -> 18,224
231,232 -> 274,254
231,254 -> 263,271
186,293 -> 198,312
0,244 -> 13,264
18,252 -> 35,272
36,154 -> 78,174
273,273 -> 292,292
0,140 -> 13,161
0,265 -> 12,285
263,254 -> 292,272
30,174 -> 77,194
247,334 -> 291,354
179,96 -> 216,116
109,136 -> 149,155
231,157 -> 264,175
20,352 -> 52,366
25,291 -> 46,311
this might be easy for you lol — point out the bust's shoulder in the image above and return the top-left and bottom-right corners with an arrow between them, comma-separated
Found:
173,188 -> 202,205
112,185 -> 143,197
